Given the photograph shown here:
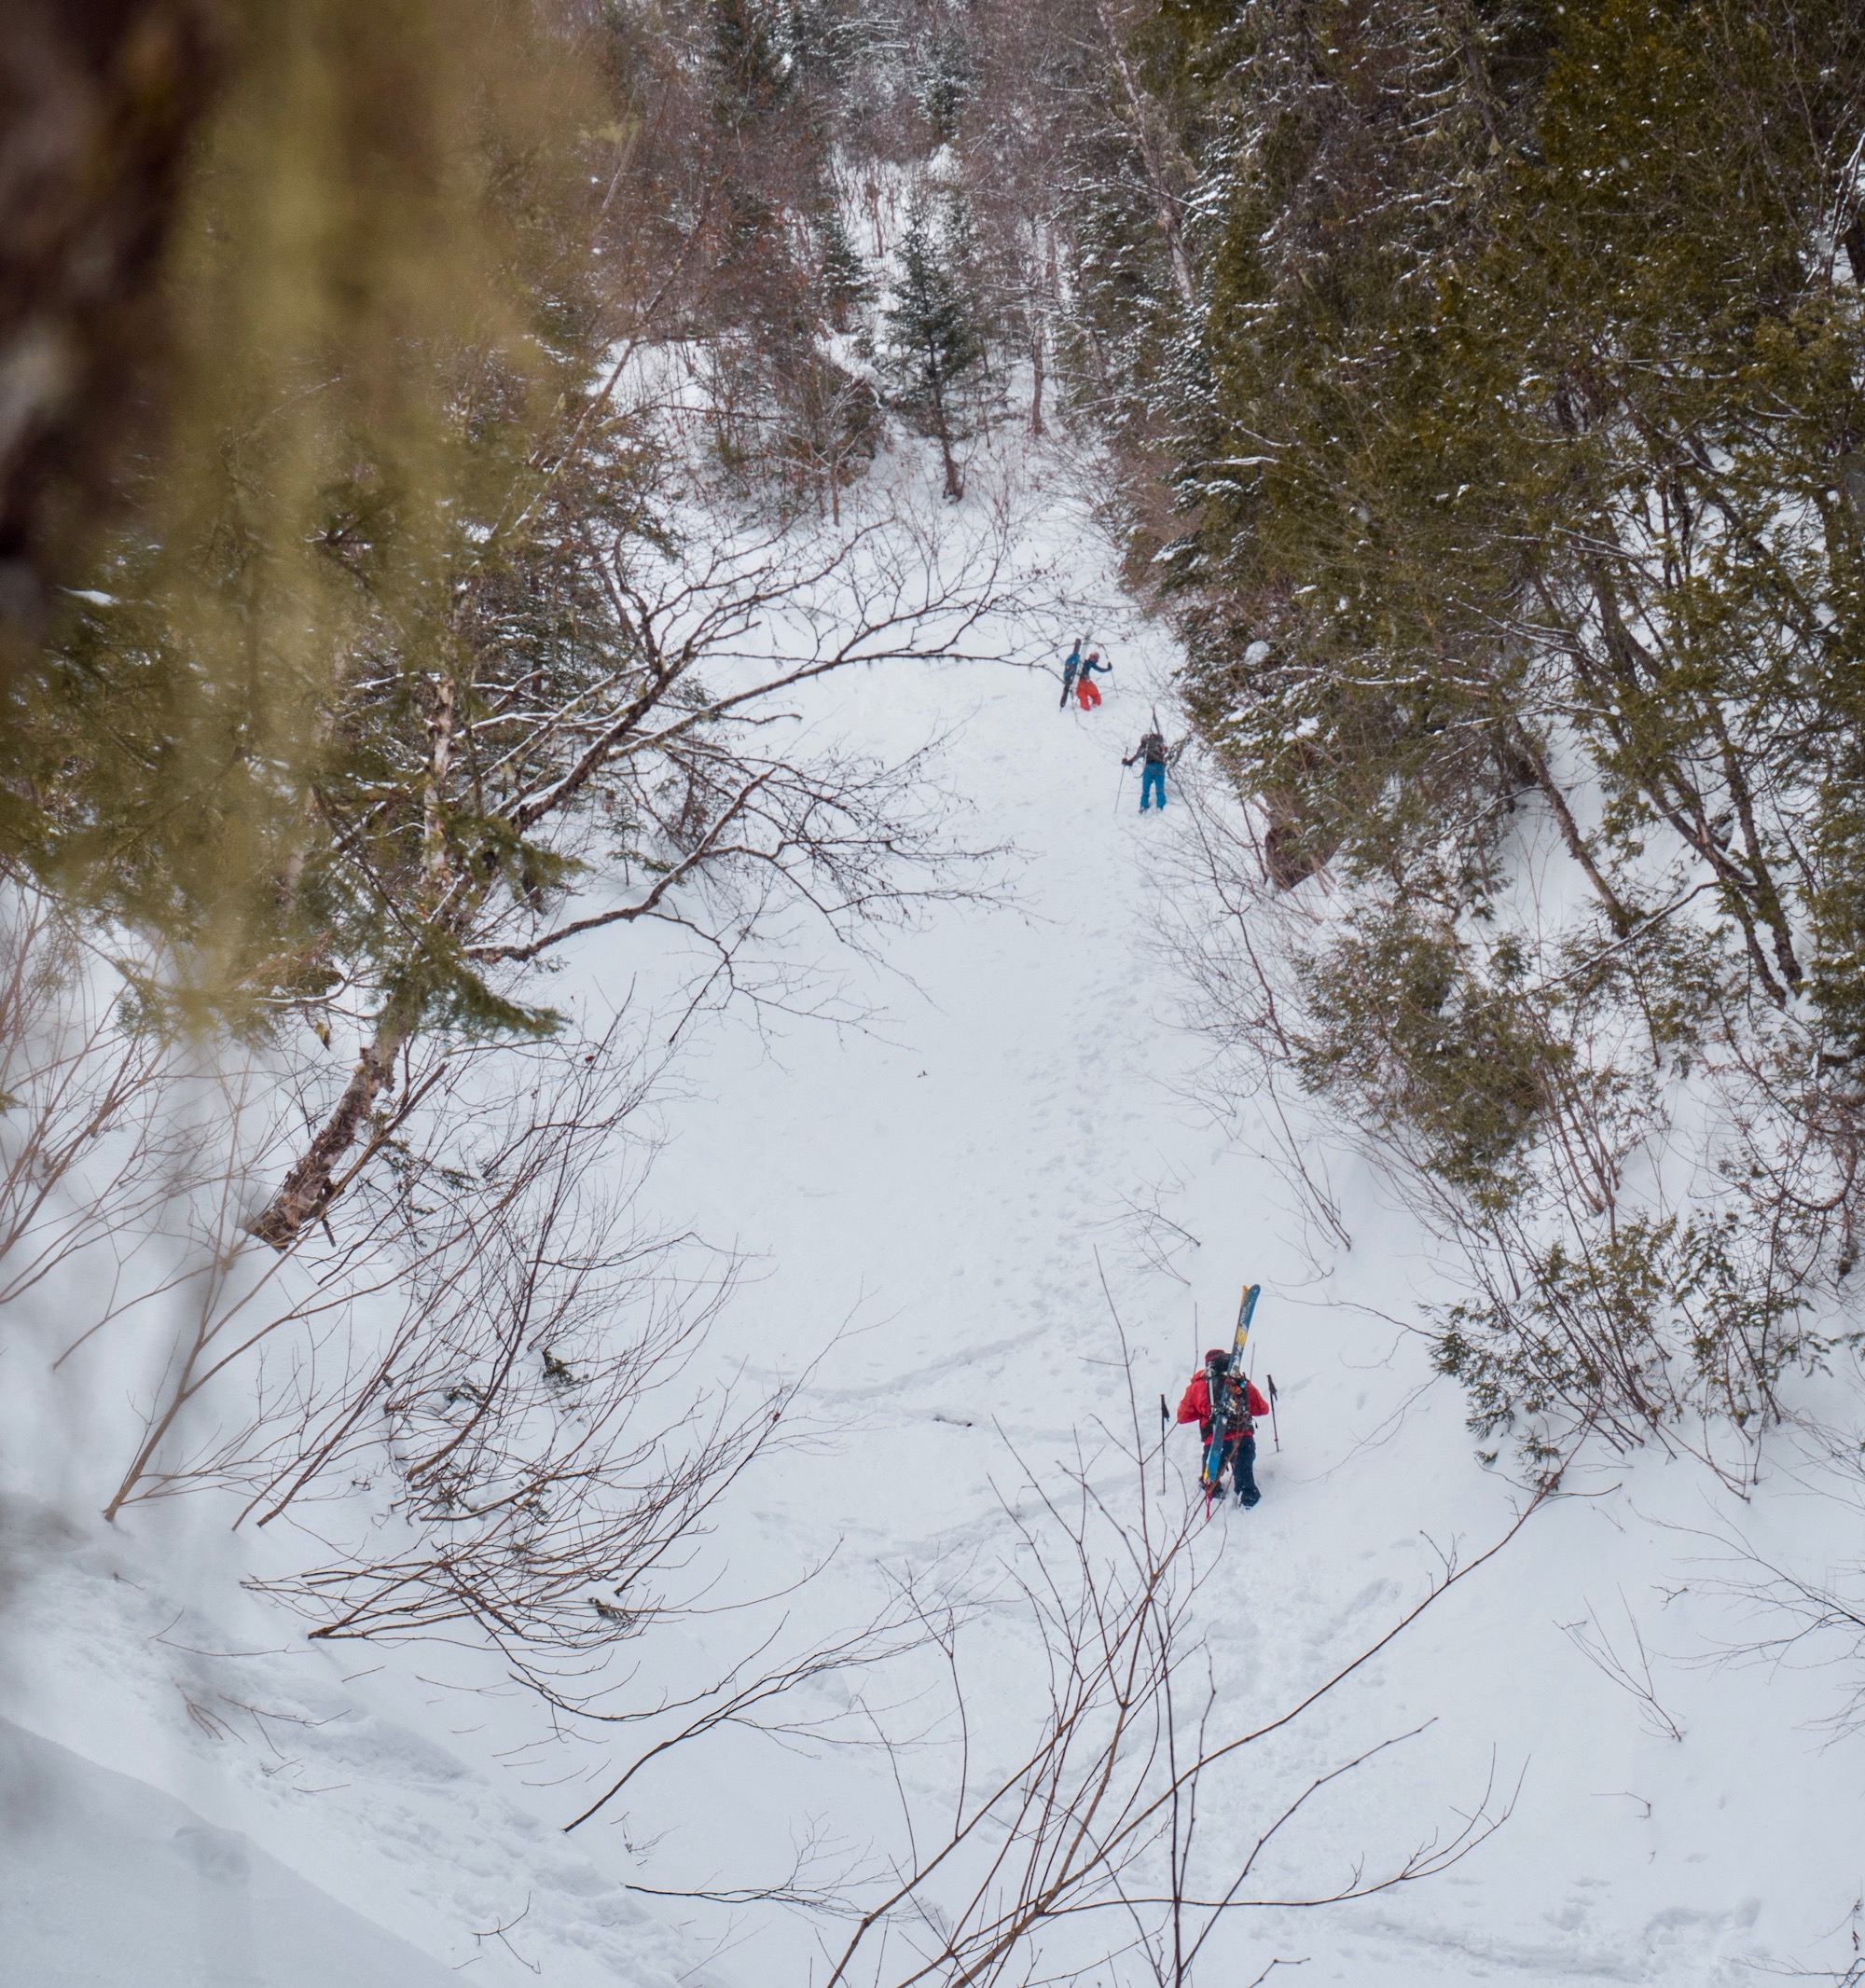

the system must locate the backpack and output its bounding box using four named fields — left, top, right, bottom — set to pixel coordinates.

left=1196, top=1369, right=1252, bottom=1440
